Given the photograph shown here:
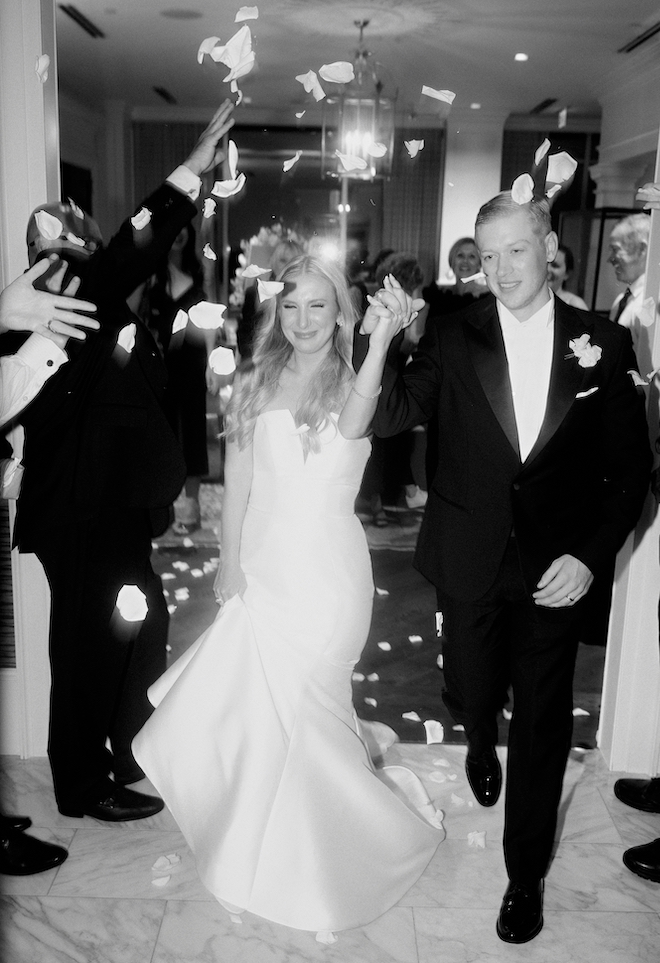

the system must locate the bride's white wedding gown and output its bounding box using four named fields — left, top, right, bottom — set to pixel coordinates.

left=133, top=409, right=444, bottom=934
